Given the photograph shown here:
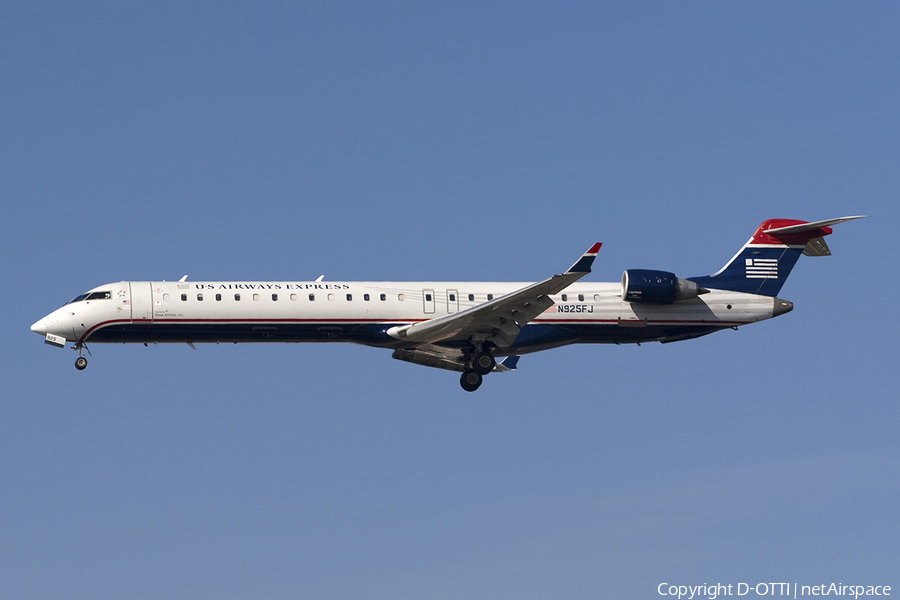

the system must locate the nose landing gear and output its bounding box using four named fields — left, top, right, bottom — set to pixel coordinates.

left=73, top=342, right=91, bottom=370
